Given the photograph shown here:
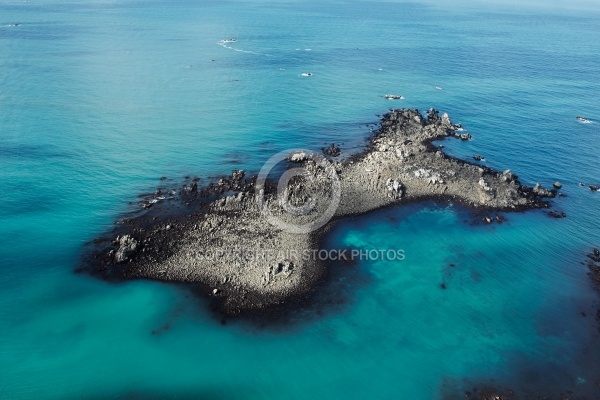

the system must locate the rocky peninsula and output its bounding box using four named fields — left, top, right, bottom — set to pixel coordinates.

left=84, top=108, right=556, bottom=317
